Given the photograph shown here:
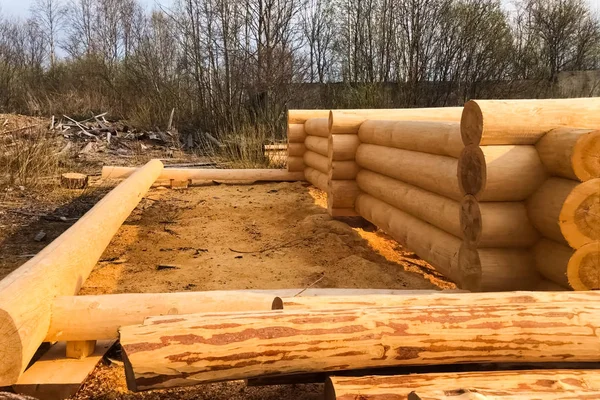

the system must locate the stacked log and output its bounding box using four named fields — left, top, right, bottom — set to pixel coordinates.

left=303, top=117, right=331, bottom=194
left=287, top=110, right=329, bottom=173
left=458, top=98, right=600, bottom=291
